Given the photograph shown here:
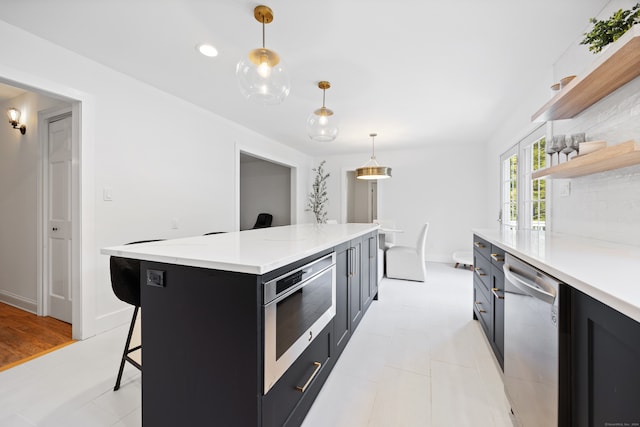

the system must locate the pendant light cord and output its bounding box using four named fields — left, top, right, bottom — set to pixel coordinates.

left=262, top=16, right=266, bottom=48
left=371, top=135, right=376, bottom=159
left=322, top=88, right=326, bottom=108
